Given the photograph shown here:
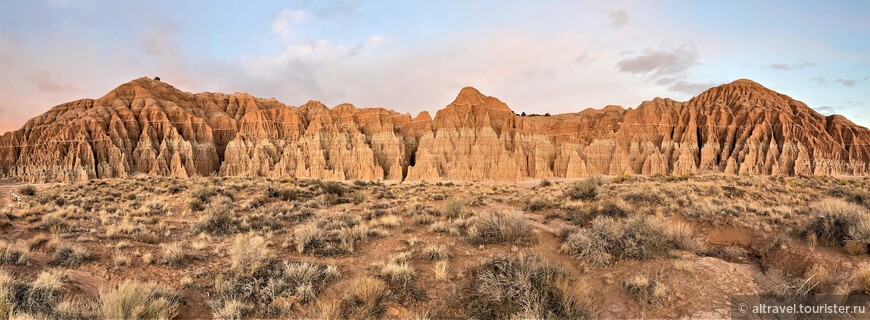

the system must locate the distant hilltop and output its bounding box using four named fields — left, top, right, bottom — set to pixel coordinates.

left=1, top=77, right=868, bottom=182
